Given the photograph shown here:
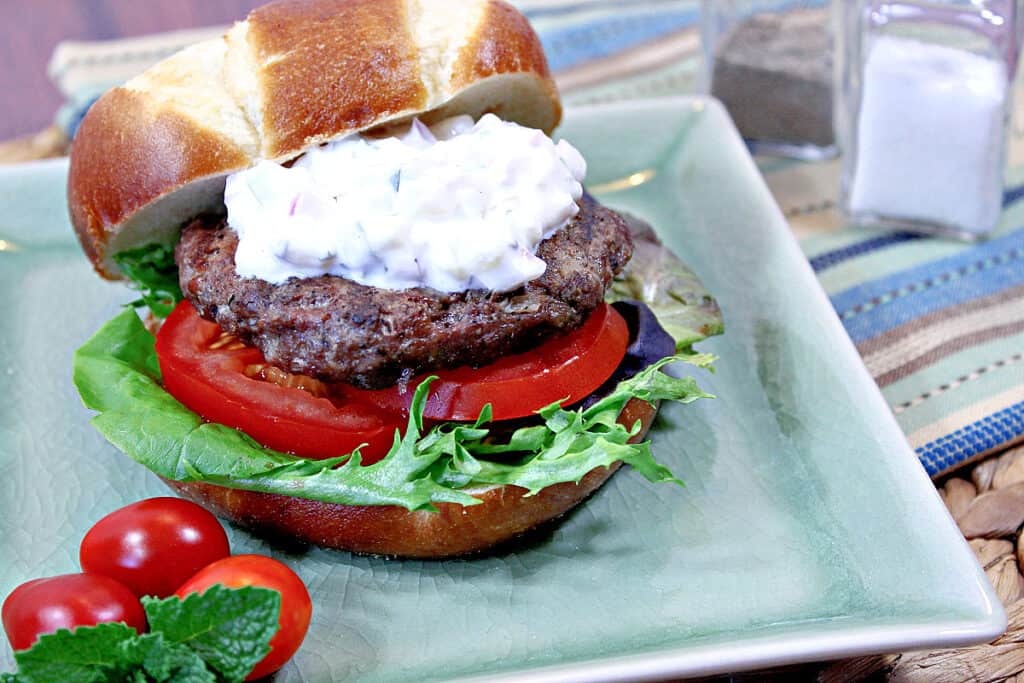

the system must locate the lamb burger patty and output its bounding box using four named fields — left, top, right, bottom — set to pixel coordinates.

left=176, top=194, right=633, bottom=389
